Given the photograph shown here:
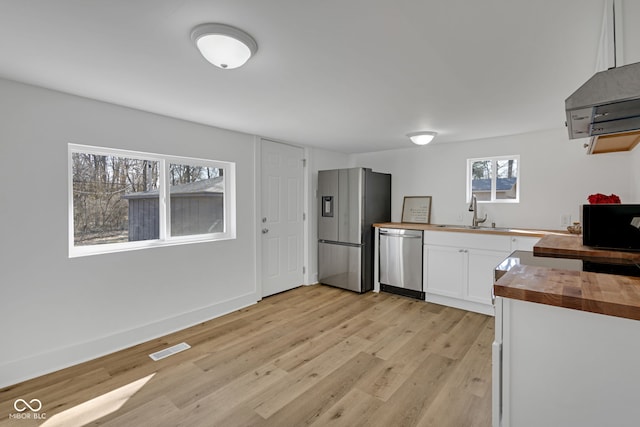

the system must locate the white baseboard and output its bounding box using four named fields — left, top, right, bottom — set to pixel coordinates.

left=0, top=292, right=258, bottom=388
left=425, top=293, right=495, bottom=316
